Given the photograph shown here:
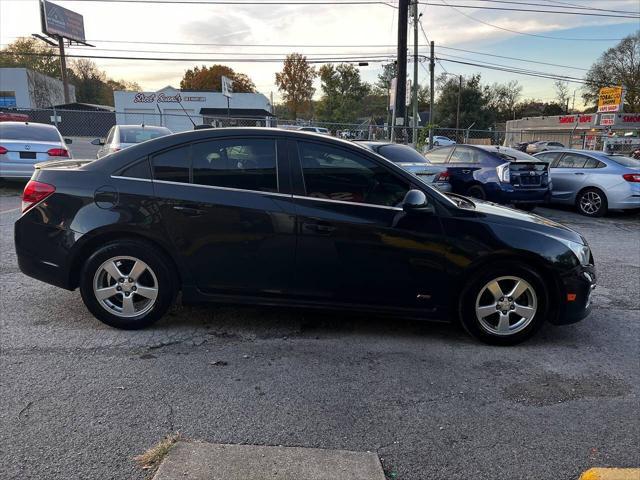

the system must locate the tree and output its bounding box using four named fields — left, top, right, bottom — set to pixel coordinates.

left=69, top=59, right=140, bottom=106
left=180, top=65, right=256, bottom=92
left=275, top=53, right=317, bottom=119
left=514, top=99, right=564, bottom=118
left=0, top=37, right=60, bottom=78
left=375, top=62, right=397, bottom=91
left=583, top=31, right=640, bottom=112
left=487, top=80, right=522, bottom=121
left=436, top=74, right=493, bottom=129
left=554, top=80, right=570, bottom=113
left=316, top=63, right=370, bottom=123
